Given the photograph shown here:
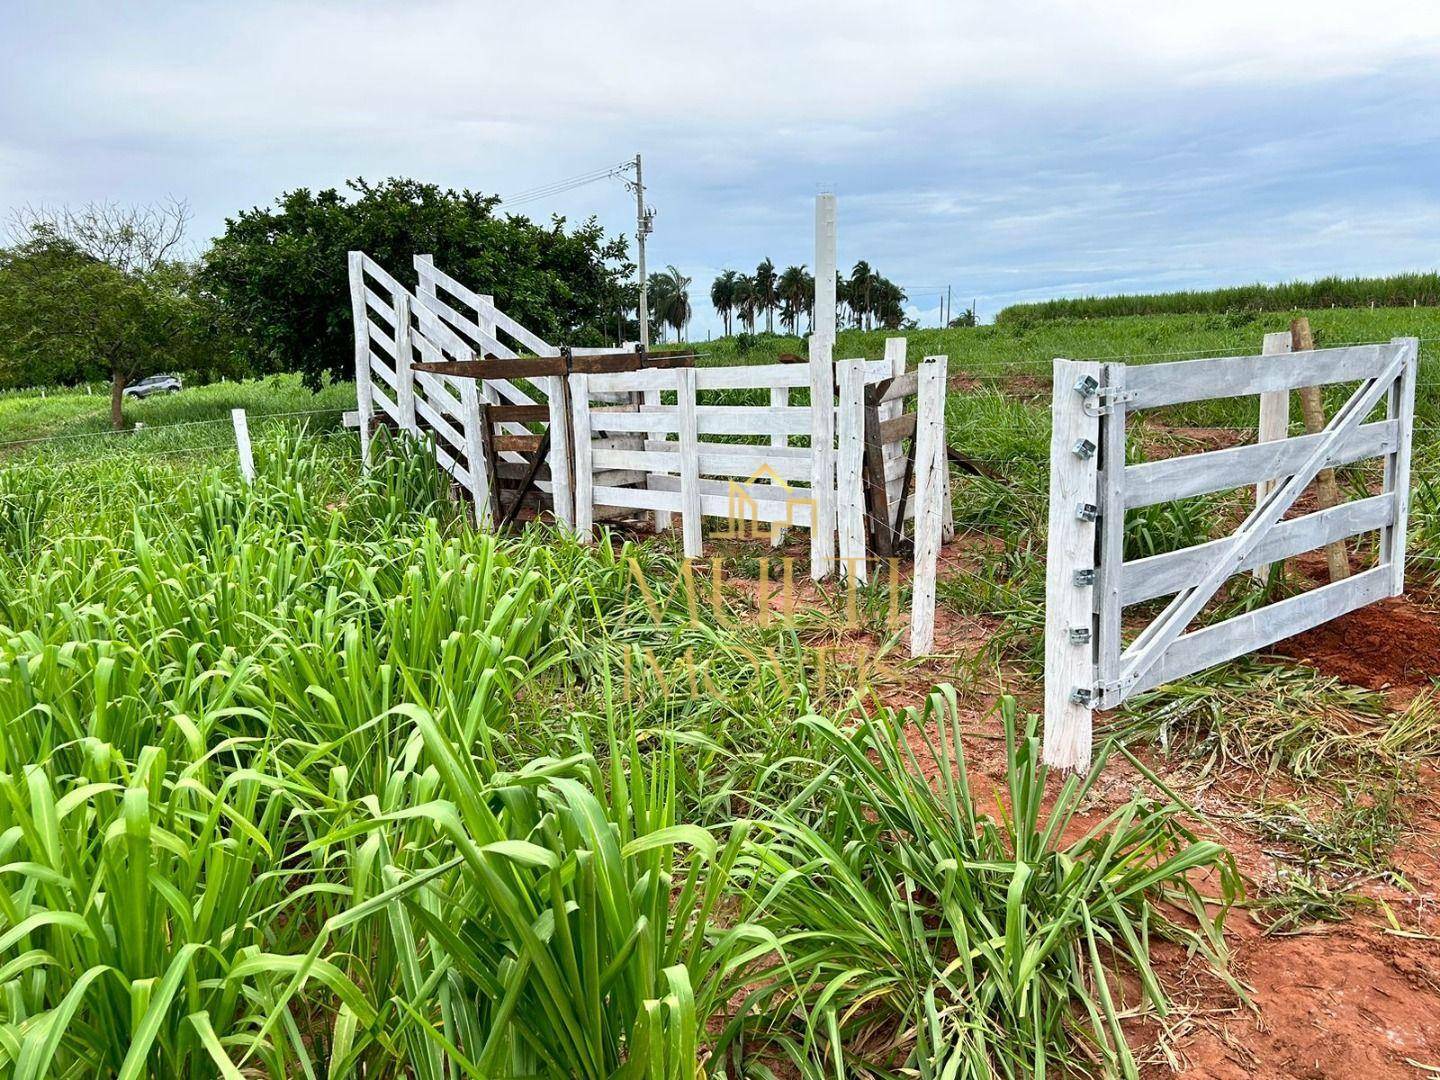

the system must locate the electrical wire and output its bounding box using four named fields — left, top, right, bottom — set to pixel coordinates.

left=498, top=161, right=635, bottom=209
